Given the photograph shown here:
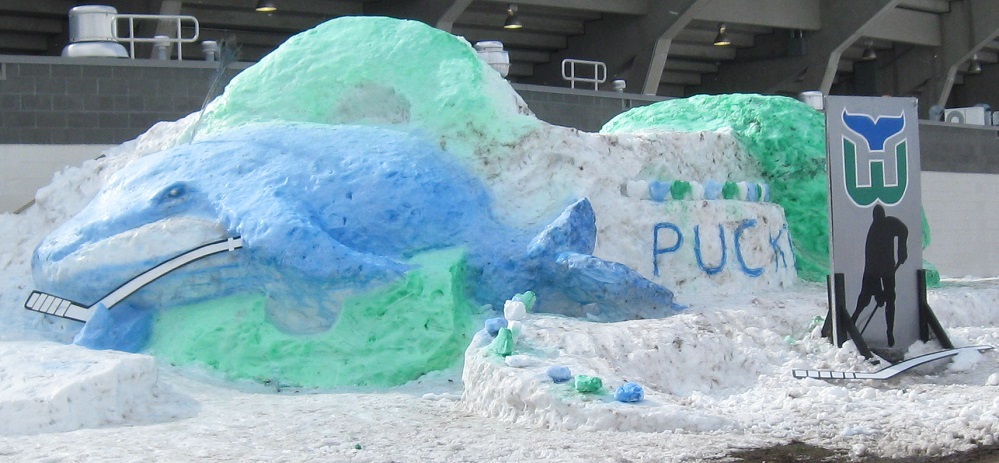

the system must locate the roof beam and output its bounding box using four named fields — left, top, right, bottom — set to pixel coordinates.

left=697, top=0, right=901, bottom=95
left=0, top=0, right=72, bottom=17
left=0, top=14, right=63, bottom=33
left=663, top=59, right=719, bottom=73
left=897, top=0, right=951, bottom=14
left=526, top=0, right=704, bottom=89
left=477, top=0, right=649, bottom=15
left=180, top=0, right=362, bottom=16
left=636, top=0, right=713, bottom=94
left=0, top=31, right=50, bottom=51
left=866, top=7, right=941, bottom=46
left=453, top=10, right=585, bottom=35
left=365, top=0, right=474, bottom=32
left=694, top=0, right=821, bottom=30
left=935, top=0, right=999, bottom=107
left=181, top=5, right=328, bottom=33
left=451, top=26, right=567, bottom=49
